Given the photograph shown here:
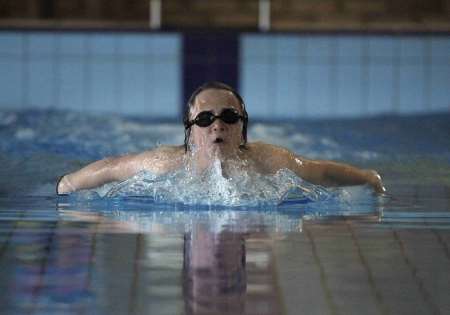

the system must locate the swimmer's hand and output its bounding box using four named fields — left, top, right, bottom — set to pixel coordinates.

left=365, top=170, right=386, bottom=194
left=56, top=174, right=74, bottom=195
